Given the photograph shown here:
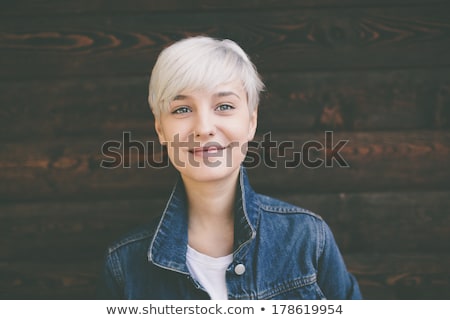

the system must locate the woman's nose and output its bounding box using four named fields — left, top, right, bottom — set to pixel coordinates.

left=193, top=110, right=216, bottom=138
